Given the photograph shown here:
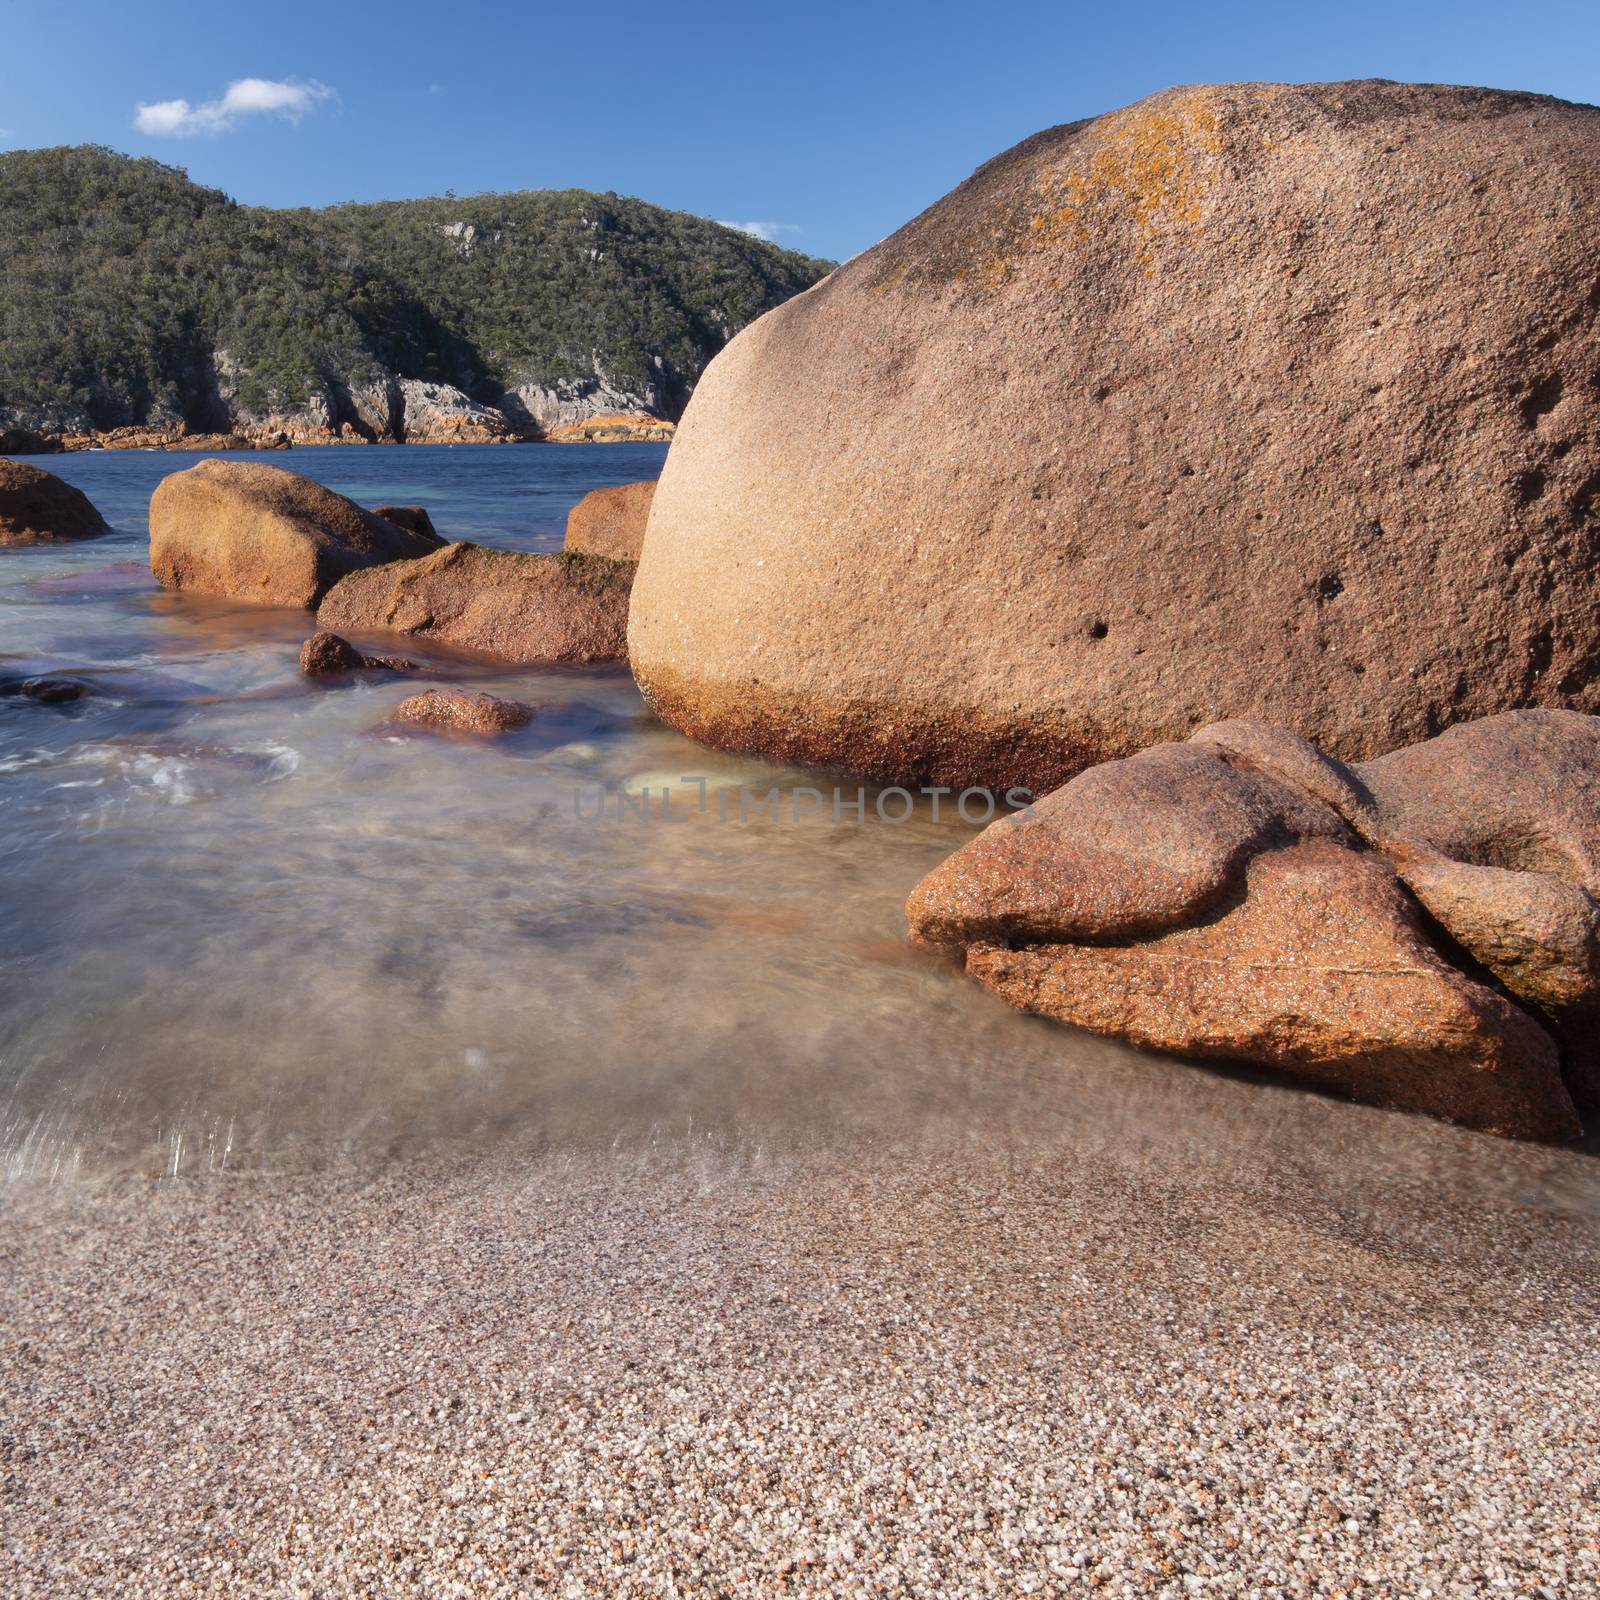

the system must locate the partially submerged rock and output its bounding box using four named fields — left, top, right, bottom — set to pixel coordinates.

left=149, top=460, right=446, bottom=608
left=0, top=675, right=87, bottom=703
left=299, top=632, right=417, bottom=677
left=564, top=480, right=655, bottom=561
left=908, top=711, right=1600, bottom=1139
left=0, top=460, right=111, bottom=546
left=631, top=82, right=1600, bottom=790
left=392, top=689, right=533, bottom=735
left=318, top=543, right=632, bottom=664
